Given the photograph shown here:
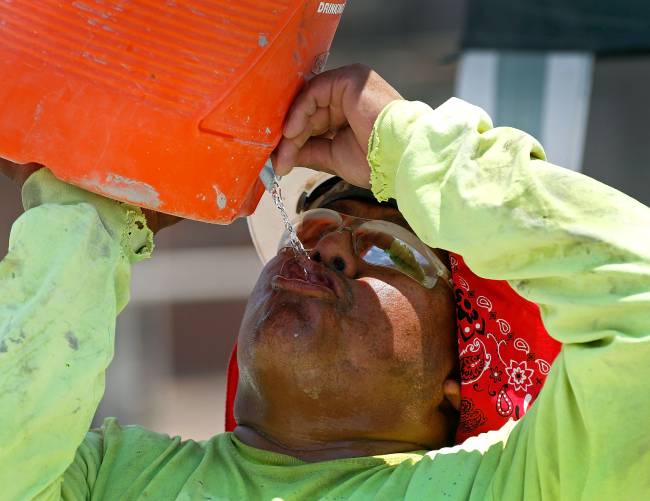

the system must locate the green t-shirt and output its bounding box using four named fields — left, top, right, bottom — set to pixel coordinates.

left=1, top=98, right=649, bottom=500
